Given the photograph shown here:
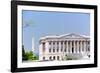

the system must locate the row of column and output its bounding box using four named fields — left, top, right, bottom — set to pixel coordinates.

left=49, top=40, right=89, bottom=54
